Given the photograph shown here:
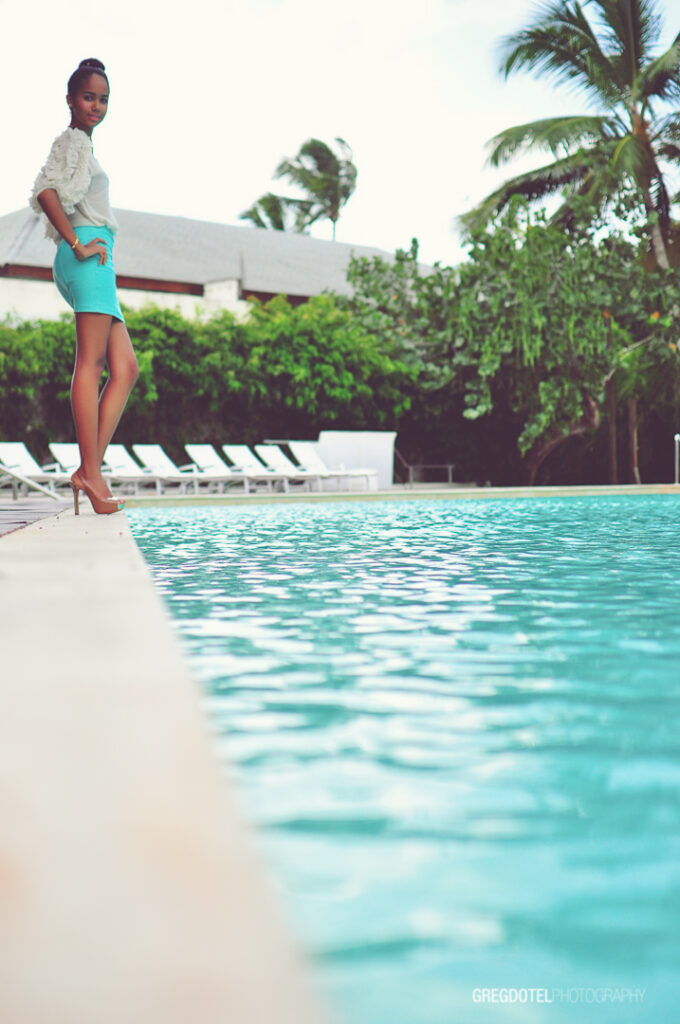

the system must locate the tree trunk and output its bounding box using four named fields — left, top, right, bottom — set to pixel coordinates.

left=606, top=374, right=617, bottom=484
left=632, top=106, right=671, bottom=270
left=523, top=392, right=600, bottom=485
left=628, top=397, right=641, bottom=484
left=642, top=188, right=671, bottom=270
